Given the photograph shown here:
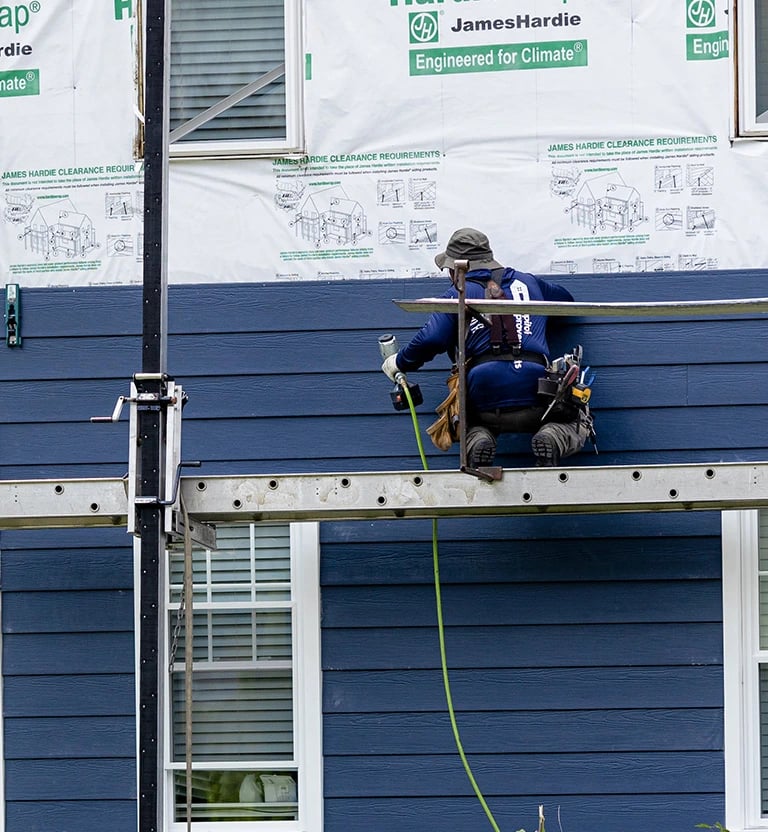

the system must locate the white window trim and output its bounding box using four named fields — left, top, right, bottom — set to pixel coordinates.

left=0, top=589, right=5, bottom=832
left=168, top=0, right=305, bottom=160
left=151, top=521, right=322, bottom=832
left=723, top=509, right=767, bottom=831
left=289, top=522, right=323, bottom=832
left=735, top=0, right=768, bottom=138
